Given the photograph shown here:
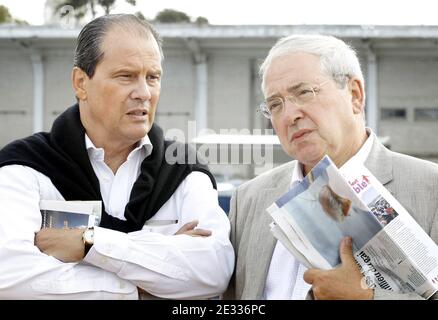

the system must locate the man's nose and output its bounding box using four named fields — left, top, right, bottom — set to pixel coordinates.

left=281, top=98, right=303, bottom=125
left=131, top=78, right=152, bottom=101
